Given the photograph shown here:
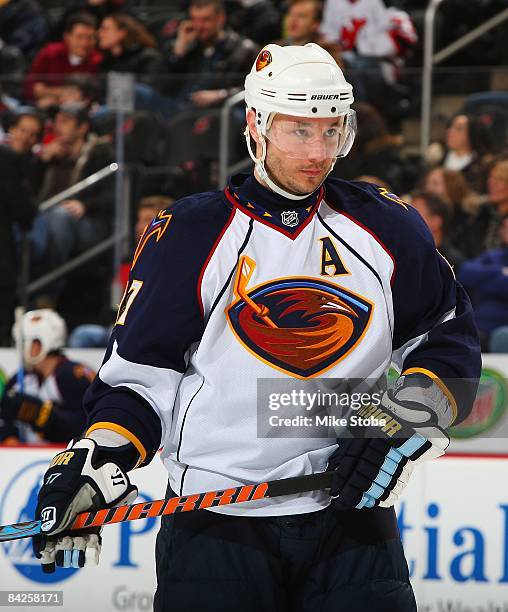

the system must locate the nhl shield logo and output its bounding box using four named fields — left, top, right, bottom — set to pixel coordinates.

left=281, top=211, right=299, bottom=227
left=226, top=256, right=373, bottom=378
